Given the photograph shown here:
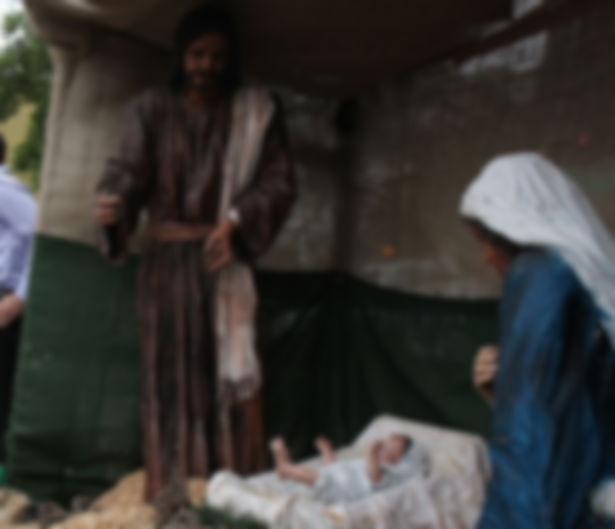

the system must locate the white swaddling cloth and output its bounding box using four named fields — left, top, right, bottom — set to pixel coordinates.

left=313, top=441, right=430, bottom=505
left=207, top=416, right=490, bottom=529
